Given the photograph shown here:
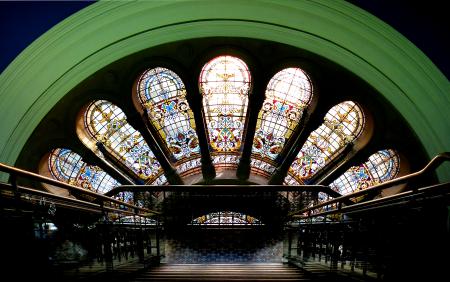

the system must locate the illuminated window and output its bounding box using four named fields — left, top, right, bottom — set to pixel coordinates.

left=252, top=68, right=312, bottom=161
left=177, top=157, right=202, bottom=177
left=250, top=158, right=277, bottom=179
left=48, top=148, right=120, bottom=193
left=199, top=55, right=251, bottom=168
left=191, top=211, right=262, bottom=225
left=137, top=67, right=200, bottom=164
left=289, top=101, right=364, bottom=183
left=330, top=149, right=400, bottom=195
left=114, top=215, right=156, bottom=225
left=84, top=100, right=162, bottom=181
